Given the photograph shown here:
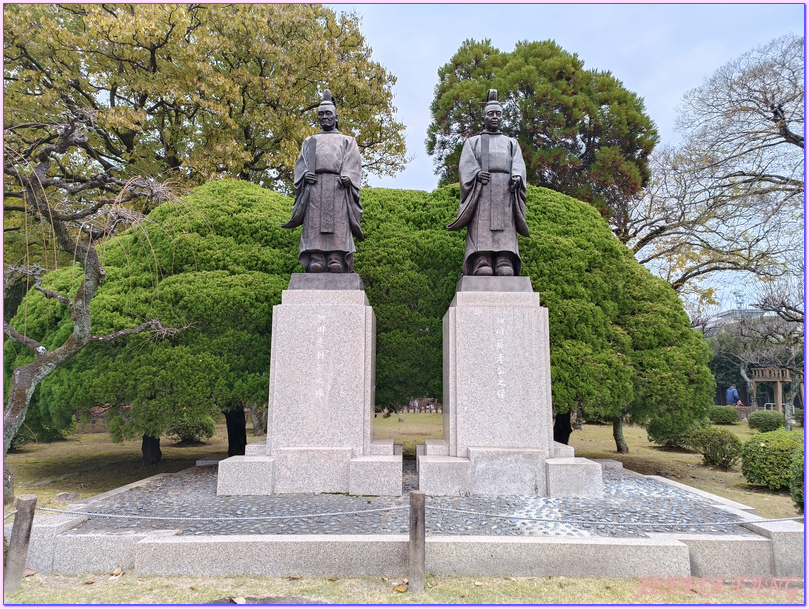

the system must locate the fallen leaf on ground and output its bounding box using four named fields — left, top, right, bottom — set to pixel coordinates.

left=22, top=570, right=36, bottom=578
left=403, top=578, right=409, bottom=584
left=381, top=577, right=389, bottom=582
left=83, top=580, right=95, bottom=585
left=190, top=586, right=197, bottom=591
left=474, top=581, right=483, bottom=586
left=288, top=575, right=301, bottom=580
left=394, top=584, right=408, bottom=593
left=328, top=578, right=337, bottom=582
left=229, top=597, right=246, bottom=604
left=110, top=566, right=123, bottom=576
